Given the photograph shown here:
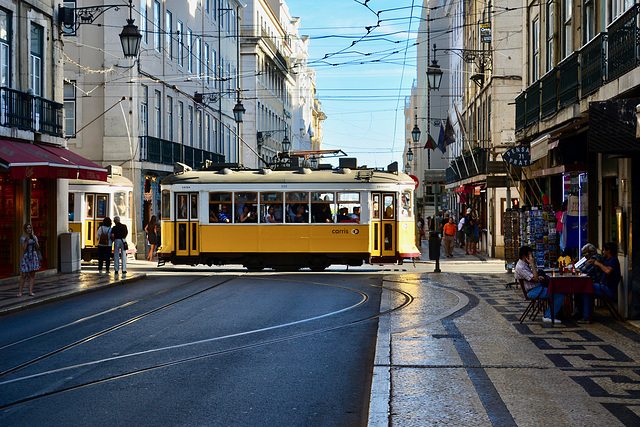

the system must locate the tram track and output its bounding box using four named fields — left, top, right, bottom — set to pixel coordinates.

left=0, top=275, right=414, bottom=411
